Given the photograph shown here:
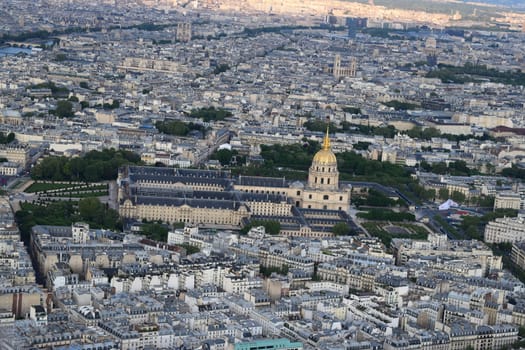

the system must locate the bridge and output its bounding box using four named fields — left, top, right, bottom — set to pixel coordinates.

left=4, top=42, right=35, bottom=48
